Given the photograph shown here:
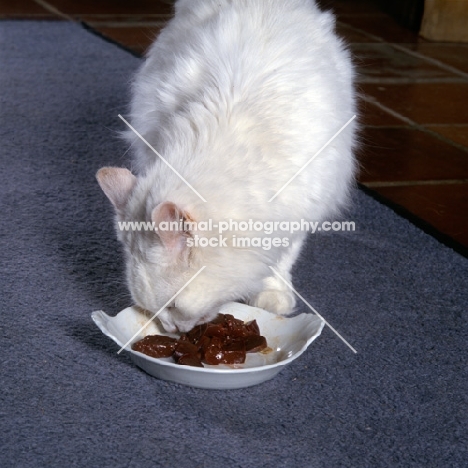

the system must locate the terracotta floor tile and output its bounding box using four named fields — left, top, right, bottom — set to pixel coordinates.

left=357, top=127, right=468, bottom=183
left=351, top=43, right=457, bottom=82
left=372, top=183, right=468, bottom=248
left=44, top=0, right=174, bottom=16
left=92, top=25, right=163, bottom=56
left=405, top=43, right=468, bottom=75
left=80, top=14, right=172, bottom=23
left=317, top=0, right=382, bottom=15
left=425, top=125, right=468, bottom=150
left=336, top=22, right=379, bottom=44
left=358, top=98, right=407, bottom=126
left=361, top=83, right=468, bottom=125
left=339, top=14, right=422, bottom=43
left=0, top=0, right=56, bottom=18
